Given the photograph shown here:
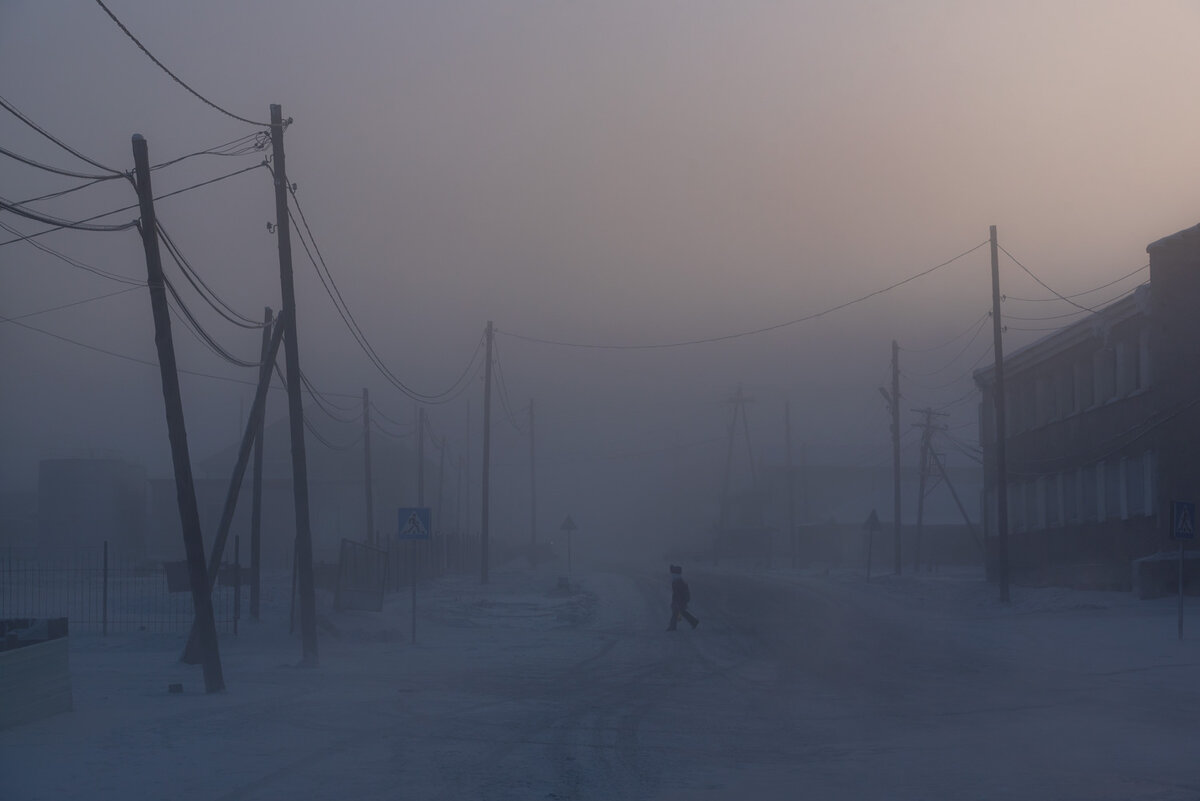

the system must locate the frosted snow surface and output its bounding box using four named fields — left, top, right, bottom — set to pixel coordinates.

left=3, top=563, right=1200, bottom=800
